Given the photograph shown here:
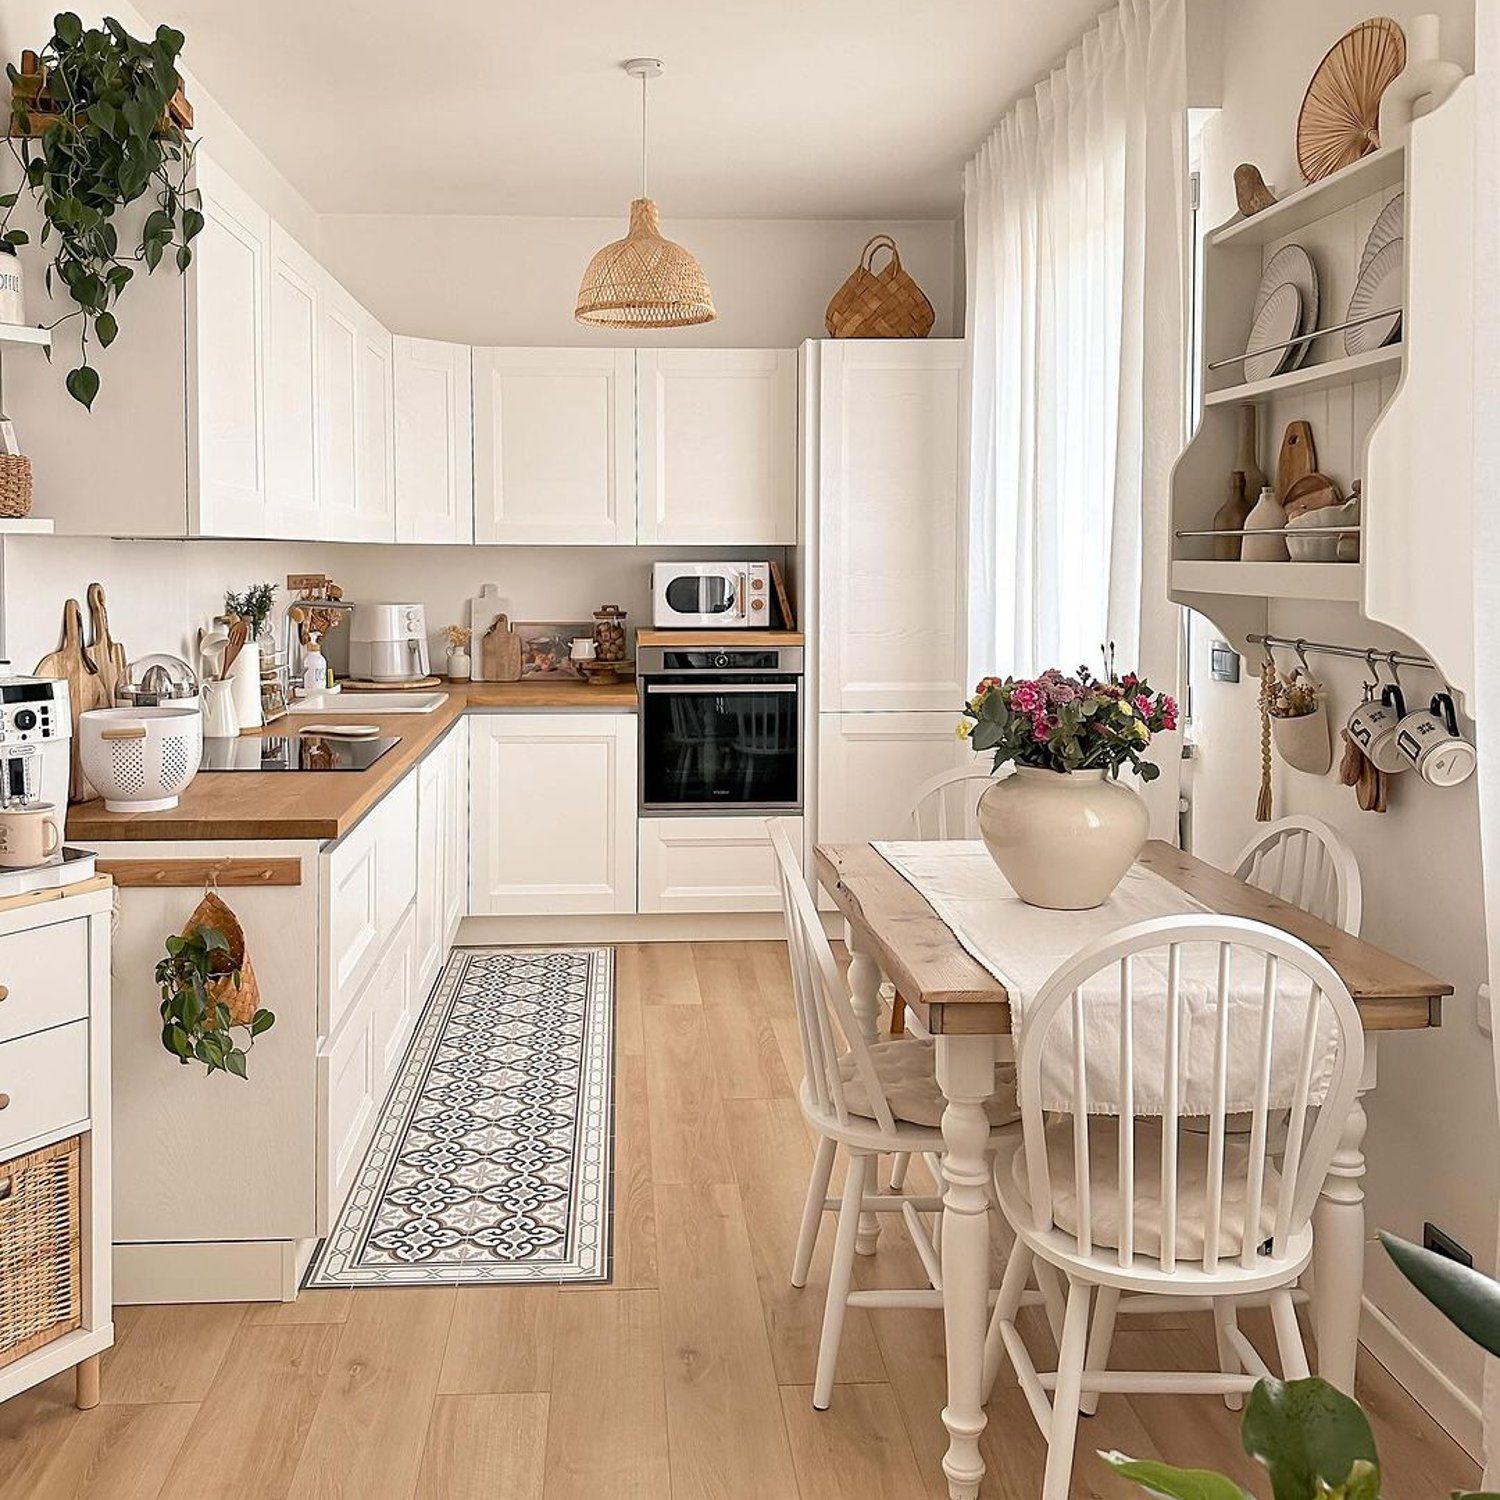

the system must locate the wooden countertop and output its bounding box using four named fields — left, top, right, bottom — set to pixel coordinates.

left=67, top=680, right=637, bottom=845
